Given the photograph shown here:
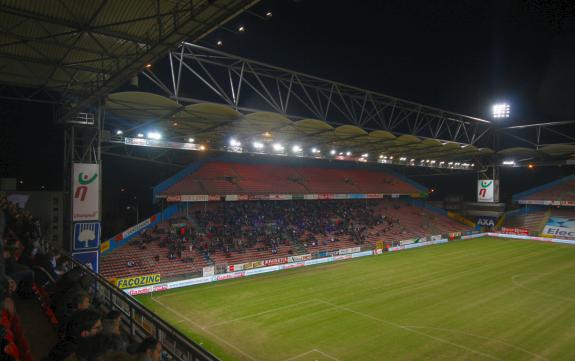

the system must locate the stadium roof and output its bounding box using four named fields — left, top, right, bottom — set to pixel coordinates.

left=105, top=91, right=496, bottom=163
left=0, top=0, right=260, bottom=115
